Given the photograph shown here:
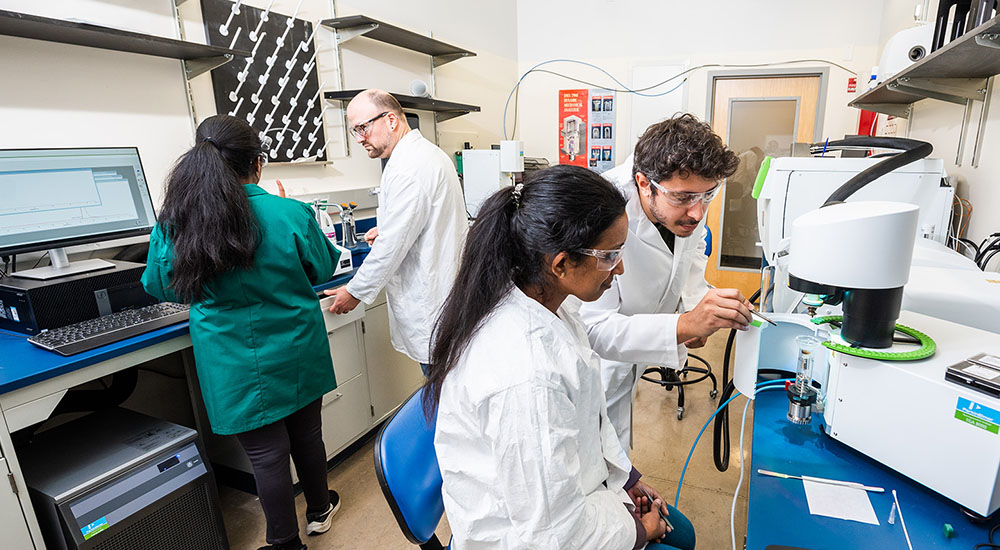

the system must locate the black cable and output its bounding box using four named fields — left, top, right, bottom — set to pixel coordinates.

left=981, top=248, right=1000, bottom=271
left=31, top=251, right=49, bottom=269
left=818, top=137, right=933, bottom=206
left=959, top=238, right=981, bottom=257
left=712, top=288, right=762, bottom=472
